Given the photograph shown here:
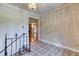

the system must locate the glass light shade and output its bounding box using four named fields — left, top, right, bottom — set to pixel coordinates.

left=28, top=3, right=37, bottom=10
